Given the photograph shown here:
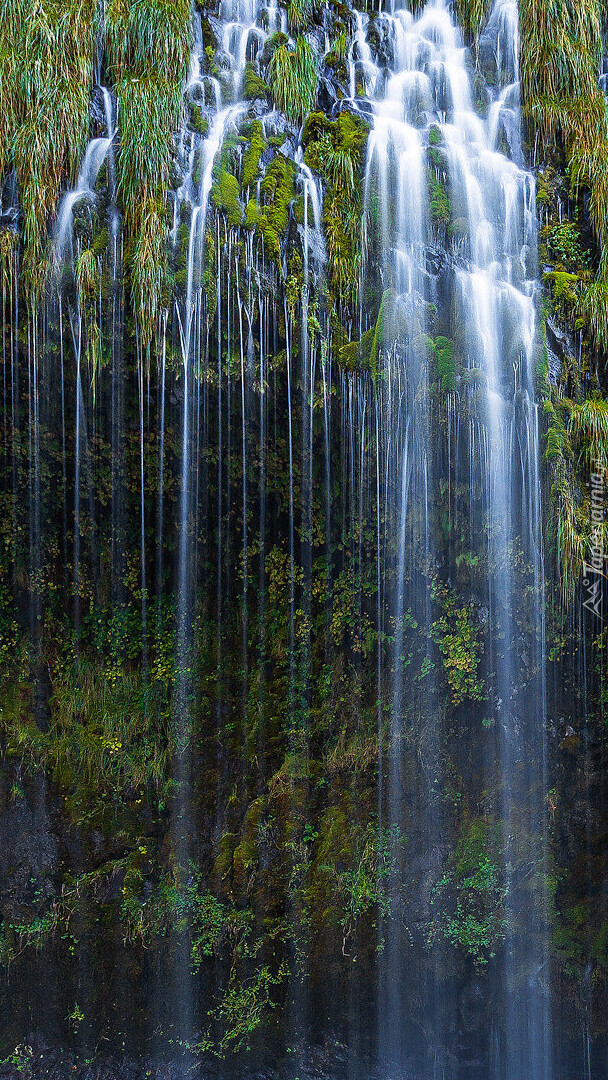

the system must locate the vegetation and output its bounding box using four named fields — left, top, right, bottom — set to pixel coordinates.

left=268, top=37, right=318, bottom=124
left=0, top=0, right=607, bottom=1070
left=303, top=110, right=369, bottom=308
left=429, top=820, right=506, bottom=965
left=0, top=0, right=97, bottom=287
left=106, top=0, right=191, bottom=342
